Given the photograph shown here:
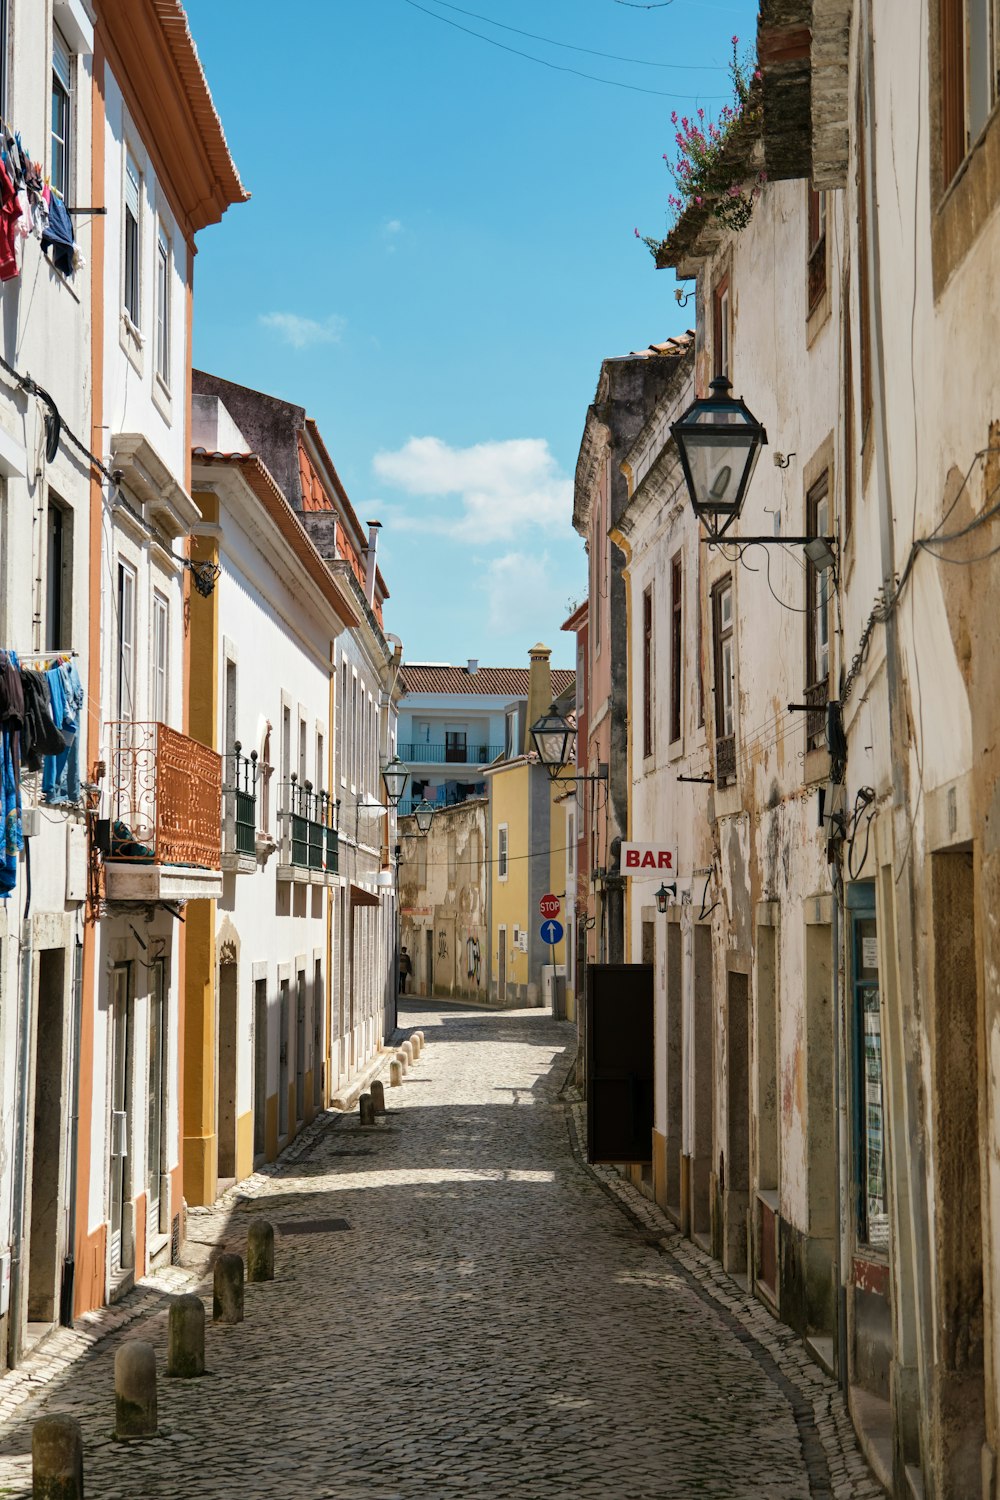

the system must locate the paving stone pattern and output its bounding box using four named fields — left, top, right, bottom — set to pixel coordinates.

left=0, top=1002, right=884, bottom=1499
